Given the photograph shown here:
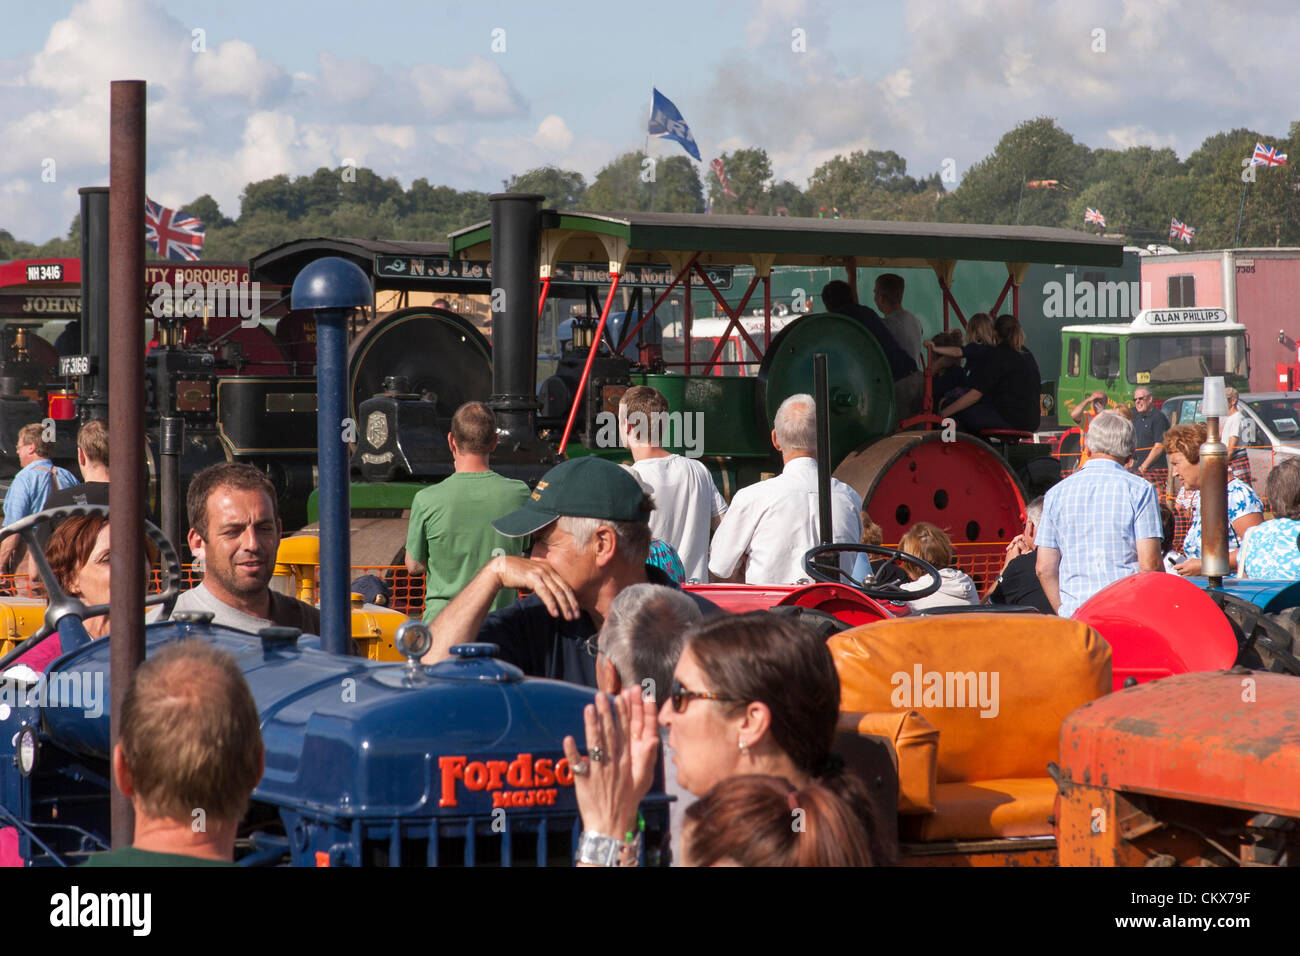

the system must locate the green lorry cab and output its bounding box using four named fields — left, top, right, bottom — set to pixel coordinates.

left=1057, top=308, right=1249, bottom=425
